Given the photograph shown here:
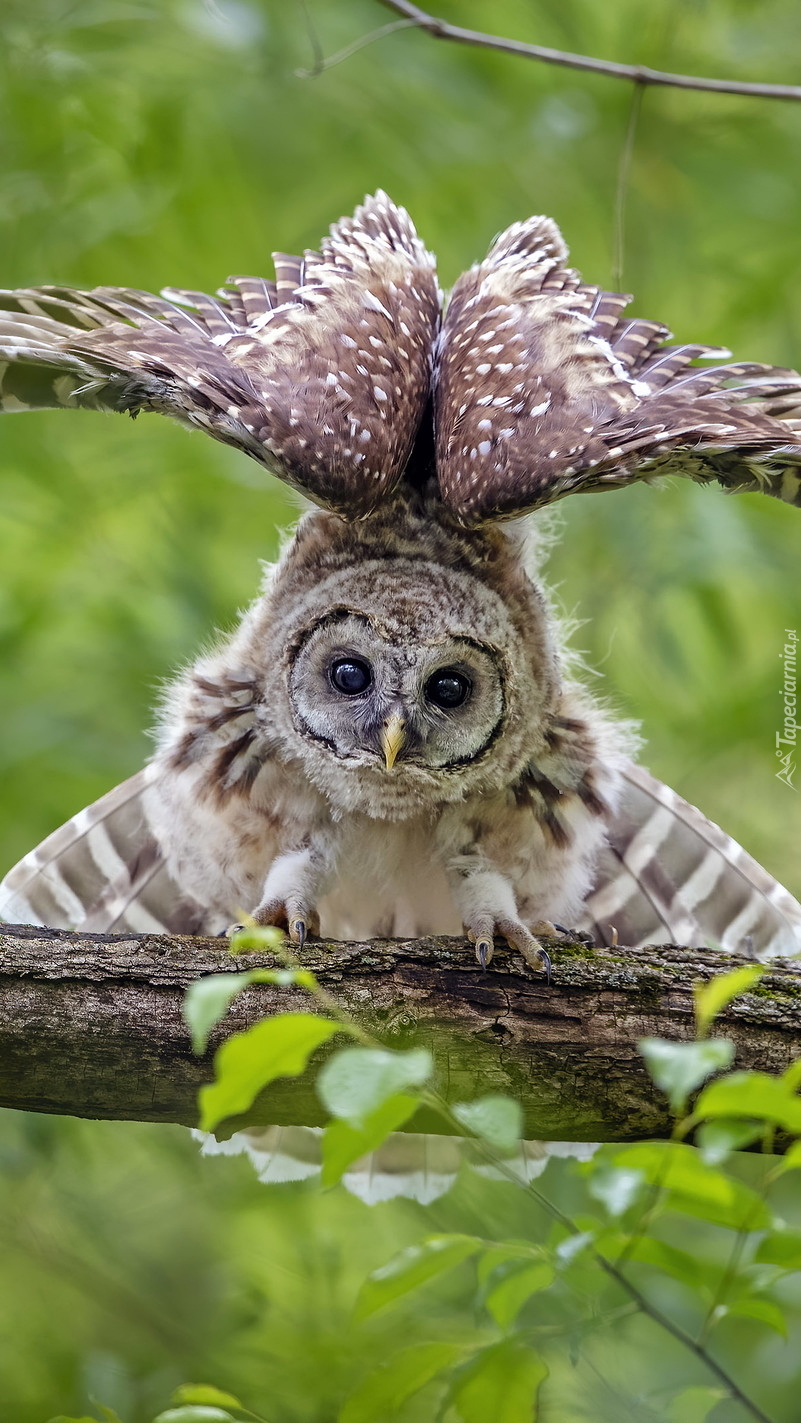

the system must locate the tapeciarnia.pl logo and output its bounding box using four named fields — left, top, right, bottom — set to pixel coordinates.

left=776, top=628, right=798, bottom=790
